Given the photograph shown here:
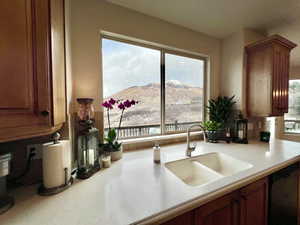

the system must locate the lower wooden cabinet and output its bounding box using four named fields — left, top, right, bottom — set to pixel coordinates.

left=239, top=178, right=268, bottom=225
left=160, top=178, right=268, bottom=225
left=195, top=192, right=239, bottom=225
left=161, top=211, right=194, bottom=225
